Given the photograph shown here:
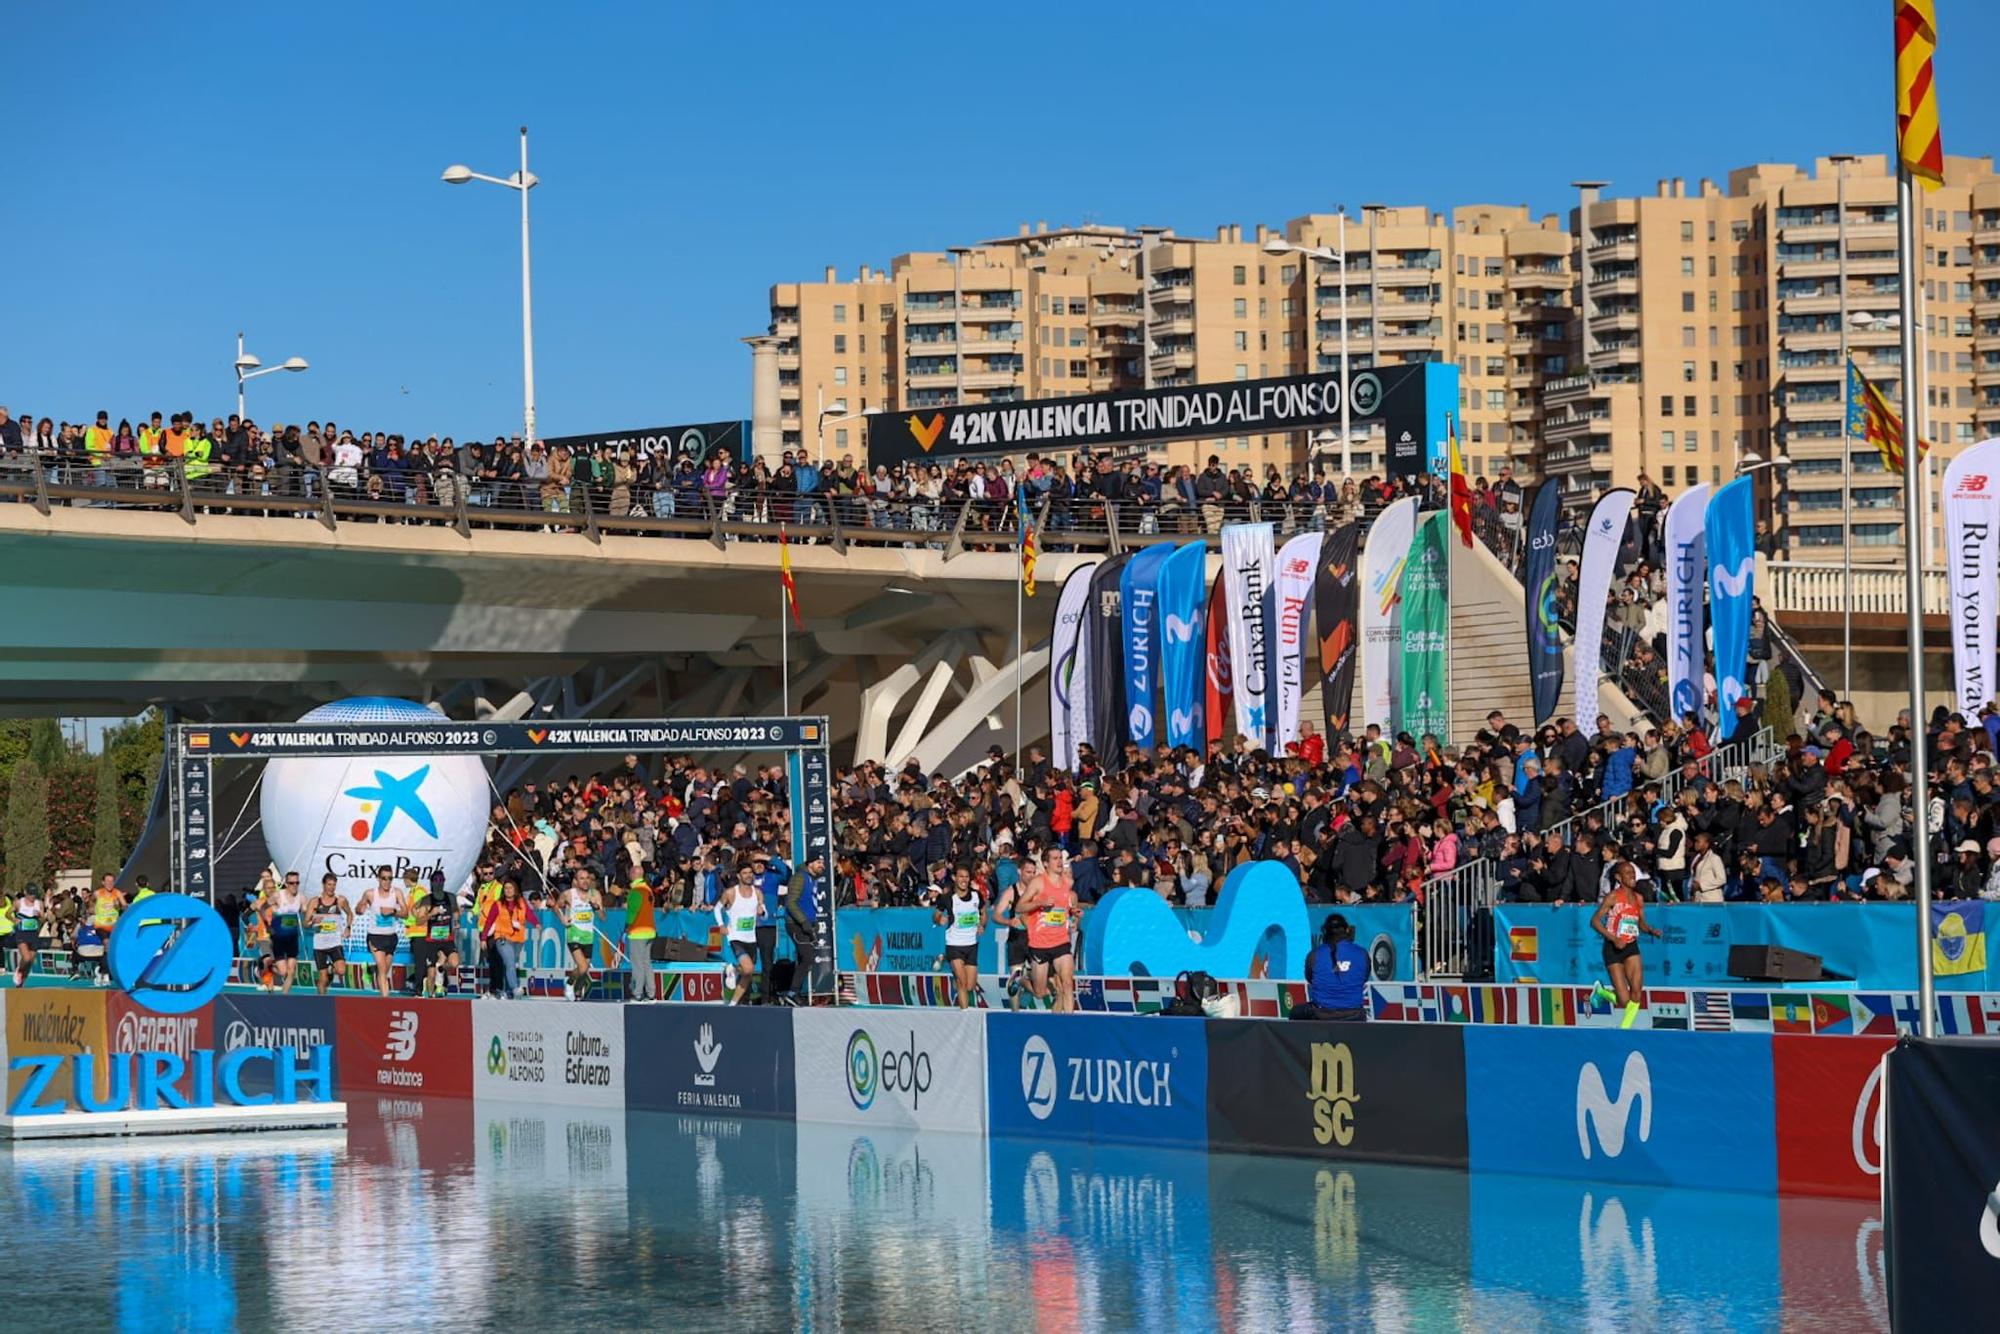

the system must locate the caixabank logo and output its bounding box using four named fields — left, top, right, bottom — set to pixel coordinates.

left=989, top=1014, right=1207, bottom=1148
